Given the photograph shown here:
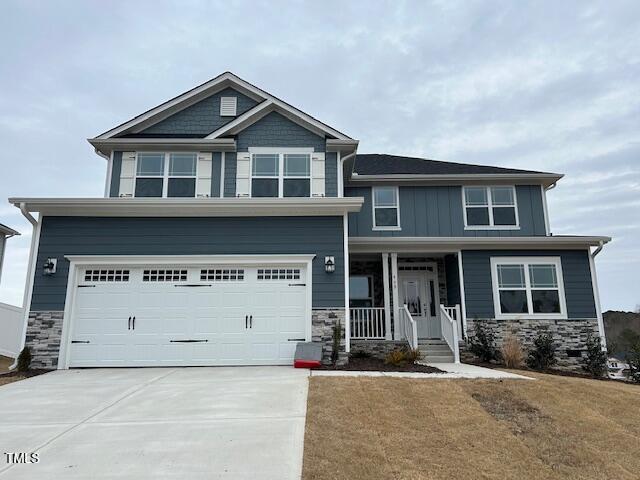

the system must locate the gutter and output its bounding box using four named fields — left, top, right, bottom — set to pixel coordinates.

left=19, top=203, right=37, bottom=226
left=591, top=240, right=605, bottom=258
